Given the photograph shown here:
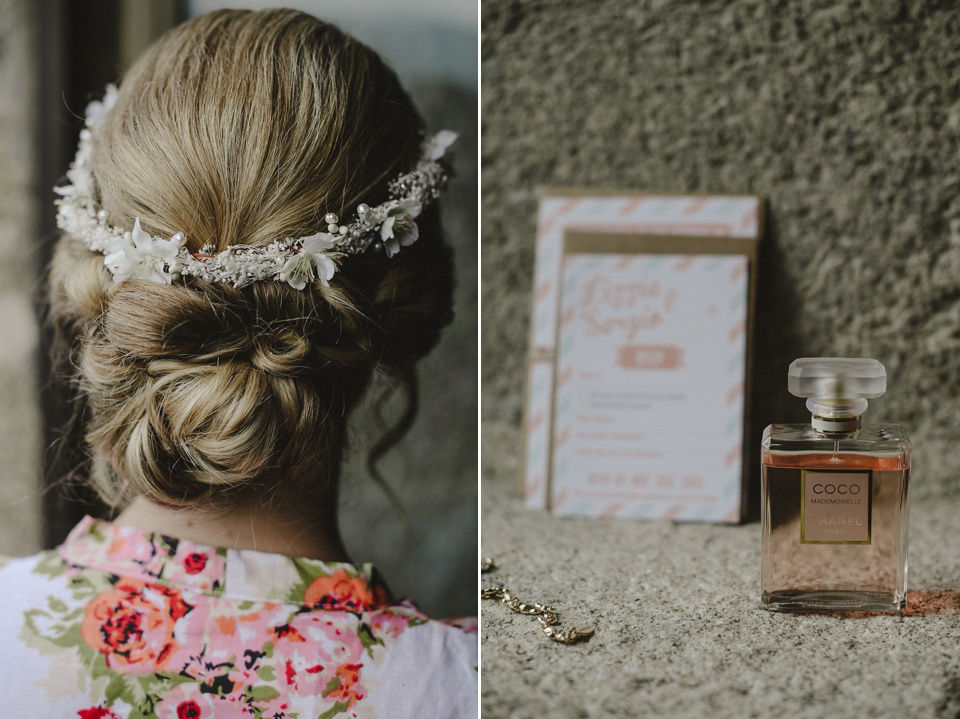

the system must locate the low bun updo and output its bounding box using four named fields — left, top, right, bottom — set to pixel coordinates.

left=48, top=9, right=455, bottom=508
